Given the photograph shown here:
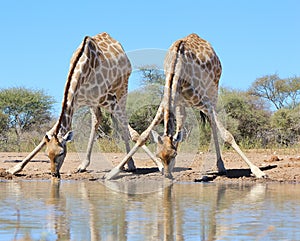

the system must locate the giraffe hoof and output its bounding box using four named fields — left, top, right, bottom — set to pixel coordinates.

left=164, top=175, right=174, bottom=180
left=76, top=163, right=88, bottom=173
left=250, top=166, right=267, bottom=178
left=6, top=164, right=23, bottom=175
left=51, top=172, right=61, bottom=178
left=126, top=159, right=136, bottom=172
left=105, top=167, right=121, bottom=180
left=76, top=167, right=87, bottom=173
left=124, top=167, right=136, bottom=173
left=195, top=175, right=216, bottom=182
left=163, top=170, right=174, bottom=180
left=254, top=172, right=268, bottom=179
